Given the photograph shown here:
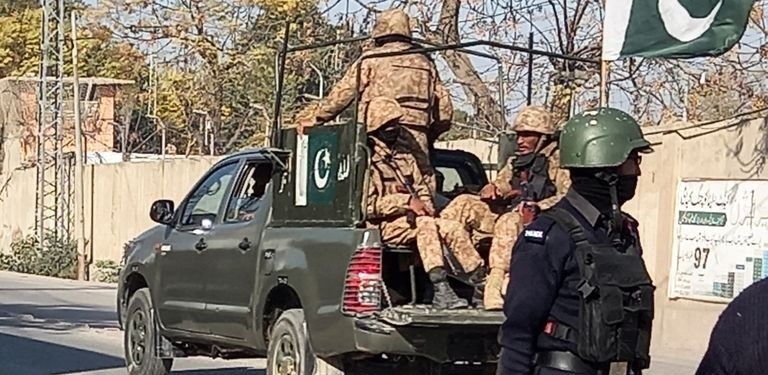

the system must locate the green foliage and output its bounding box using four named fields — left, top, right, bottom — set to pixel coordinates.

left=93, top=259, right=121, bottom=283
left=0, top=0, right=38, bottom=17
left=0, top=234, right=78, bottom=279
